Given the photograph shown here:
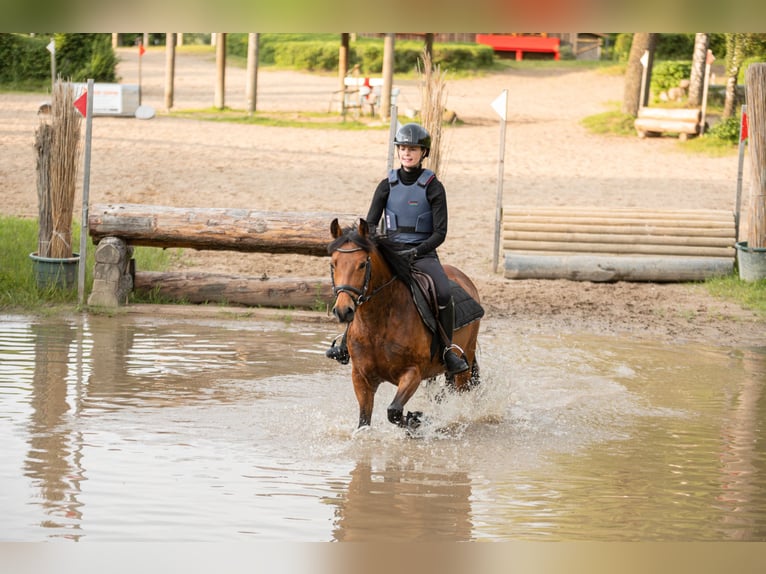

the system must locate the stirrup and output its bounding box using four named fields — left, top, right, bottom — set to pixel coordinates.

left=325, top=336, right=349, bottom=364
left=443, top=344, right=469, bottom=375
